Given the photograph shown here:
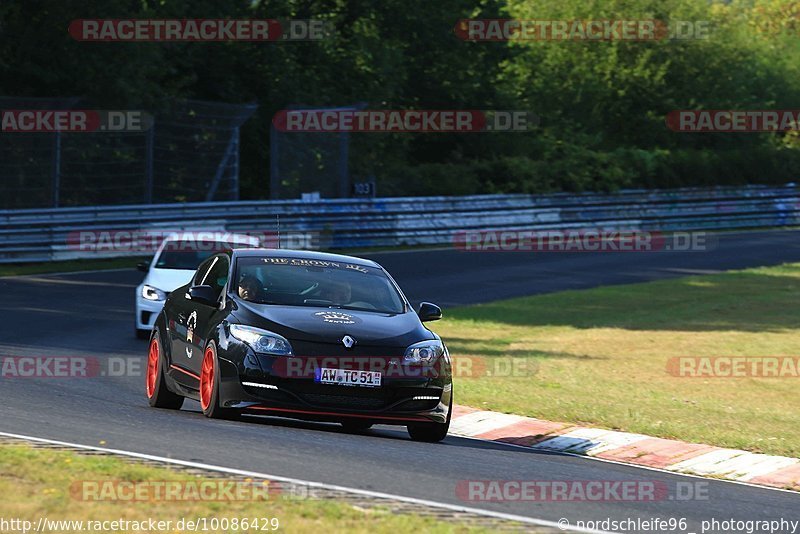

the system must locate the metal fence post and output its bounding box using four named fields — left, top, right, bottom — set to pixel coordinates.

left=144, top=124, right=154, bottom=204
left=51, top=130, right=61, bottom=208
left=338, top=131, right=350, bottom=198
left=206, top=128, right=239, bottom=202
left=232, top=127, right=240, bottom=201
left=270, top=122, right=279, bottom=199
